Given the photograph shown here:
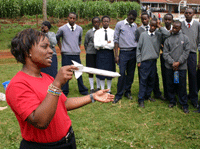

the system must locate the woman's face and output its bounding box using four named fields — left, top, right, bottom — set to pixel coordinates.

left=29, top=36, right=53, bottom=68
